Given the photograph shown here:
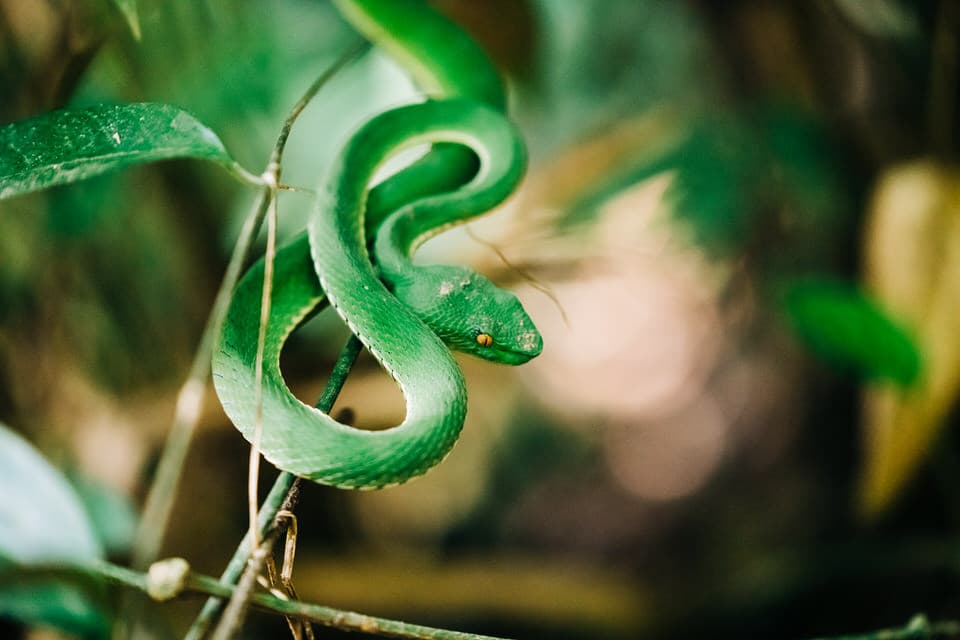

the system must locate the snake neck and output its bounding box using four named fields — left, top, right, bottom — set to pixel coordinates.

left=373, top=199, right=455, bottom=289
